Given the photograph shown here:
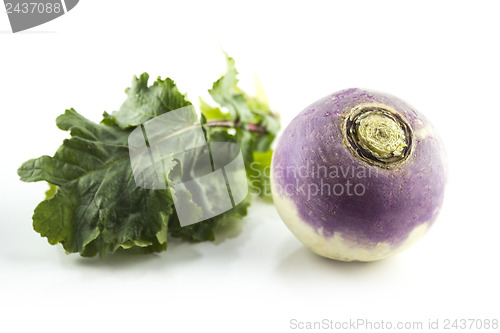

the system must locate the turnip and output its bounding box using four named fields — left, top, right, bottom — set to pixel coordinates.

left=271, top=88, right=446, bottom=262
